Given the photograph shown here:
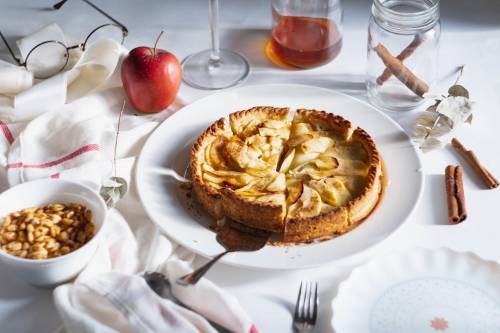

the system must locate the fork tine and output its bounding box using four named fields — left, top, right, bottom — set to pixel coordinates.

left=294, top=281, right=303, bottom=321
left=312, top=282, right=319, bottom=324
left=307, top=281, right=313, bottom=322
left=304, top=281, right=310, bottom=320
